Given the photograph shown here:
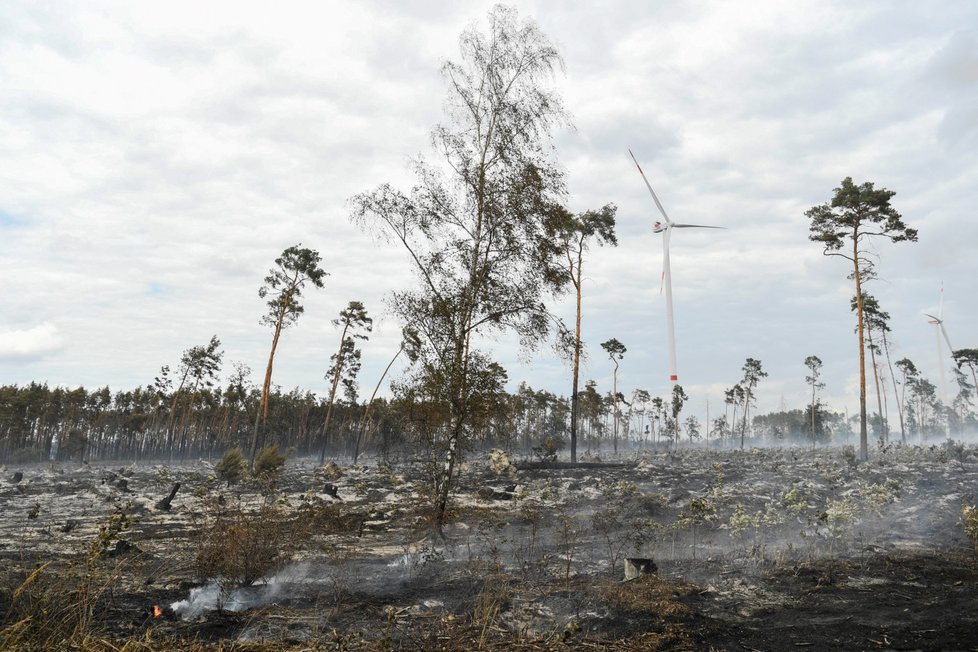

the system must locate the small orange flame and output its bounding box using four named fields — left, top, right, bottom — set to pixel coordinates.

left=152, top=605, right=163, bottom=618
